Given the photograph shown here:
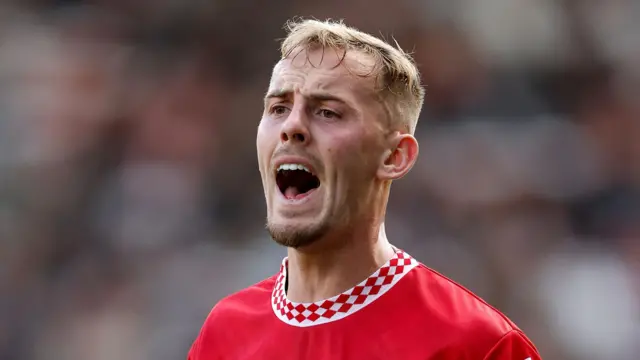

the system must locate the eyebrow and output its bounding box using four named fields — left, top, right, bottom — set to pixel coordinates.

left=264, top=89, right=347, bottom=106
